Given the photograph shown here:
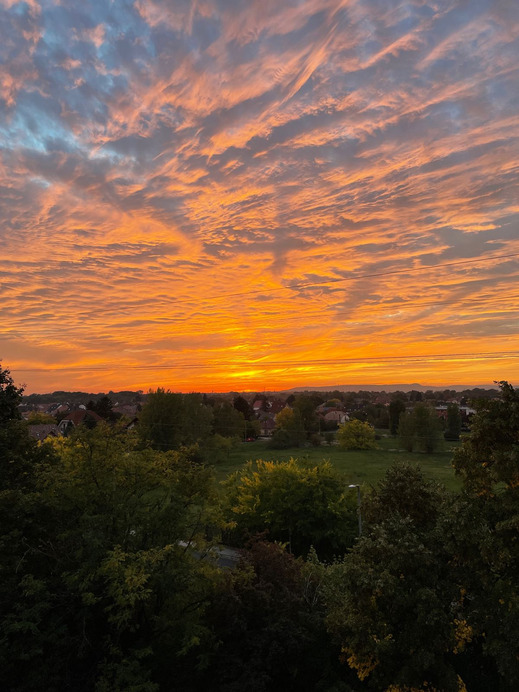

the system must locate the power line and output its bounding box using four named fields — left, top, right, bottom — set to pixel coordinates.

left=219, top=251, right=519, bottom=300
left=13, top=349, right=519, bottom=373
